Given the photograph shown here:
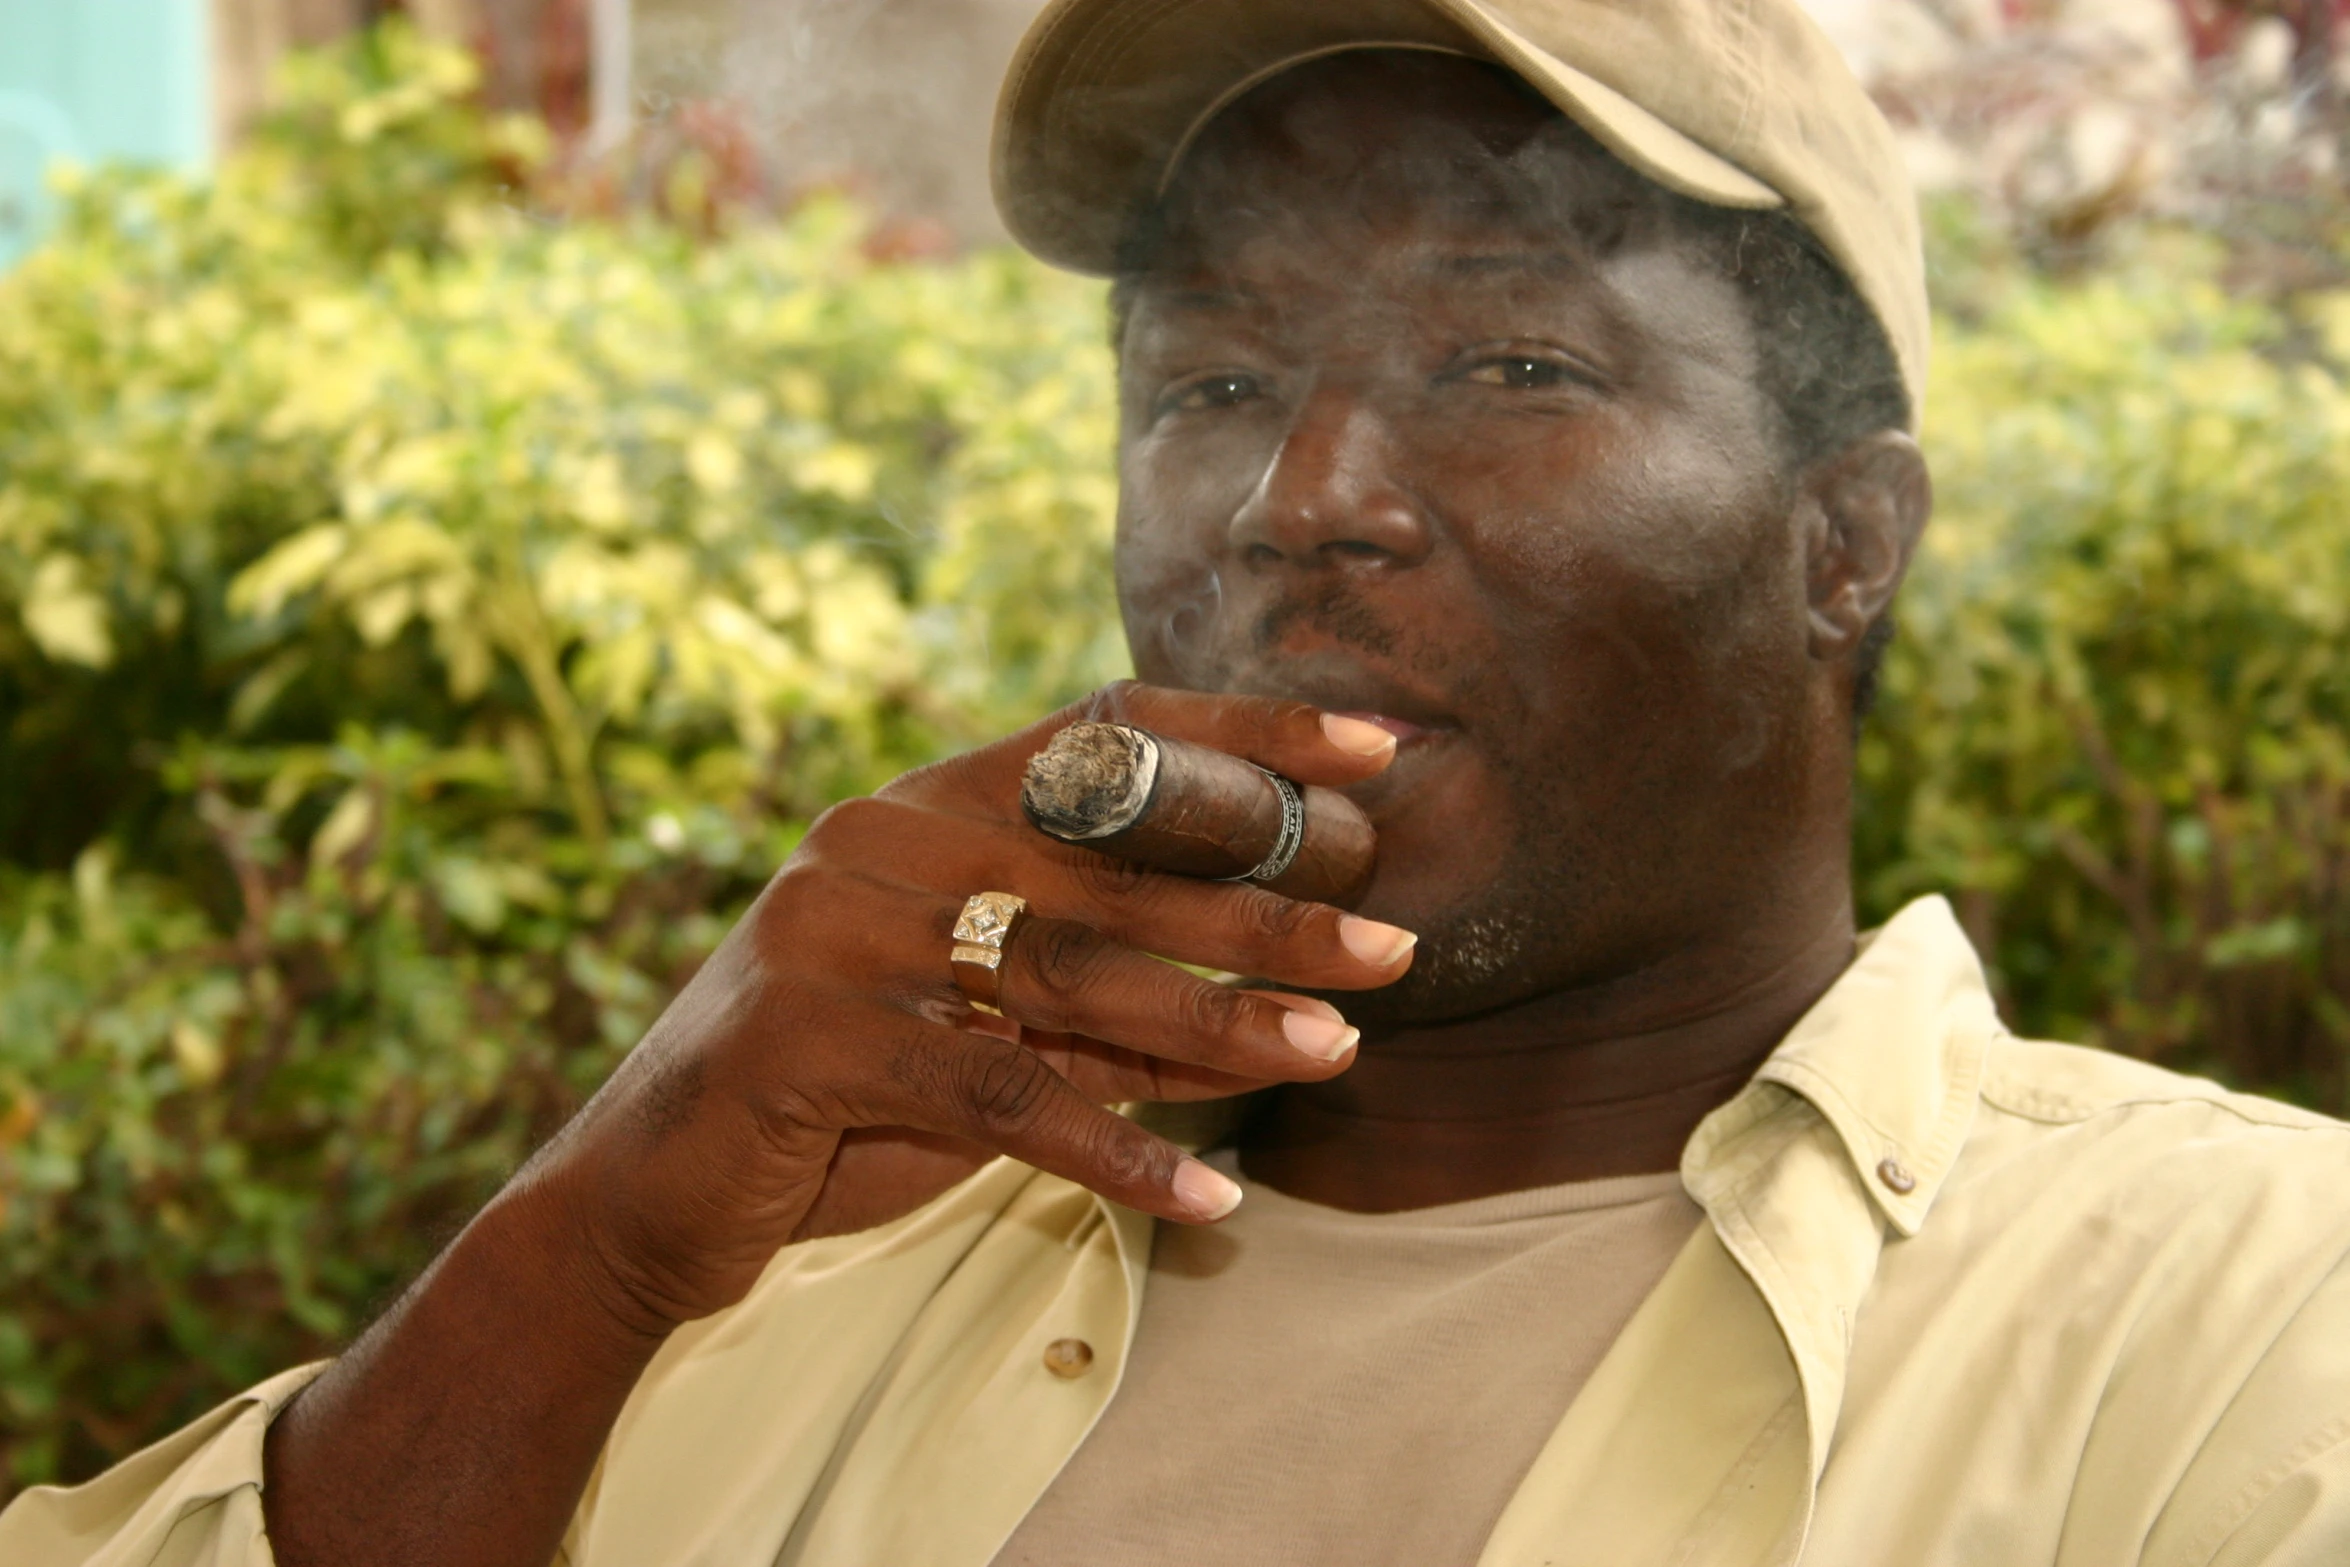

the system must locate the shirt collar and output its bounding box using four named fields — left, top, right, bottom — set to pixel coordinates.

left=1720, top=894, right=1996, bottom=1237
left=1144, top=894, right=1998, bottom=1235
